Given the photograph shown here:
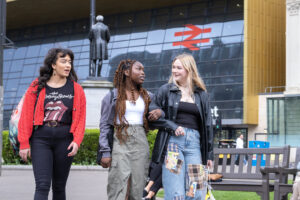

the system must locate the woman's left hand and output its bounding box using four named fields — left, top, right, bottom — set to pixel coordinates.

left=148, top=109, right=162, bottom=121
left=67, top=142, right=79, bottom=157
